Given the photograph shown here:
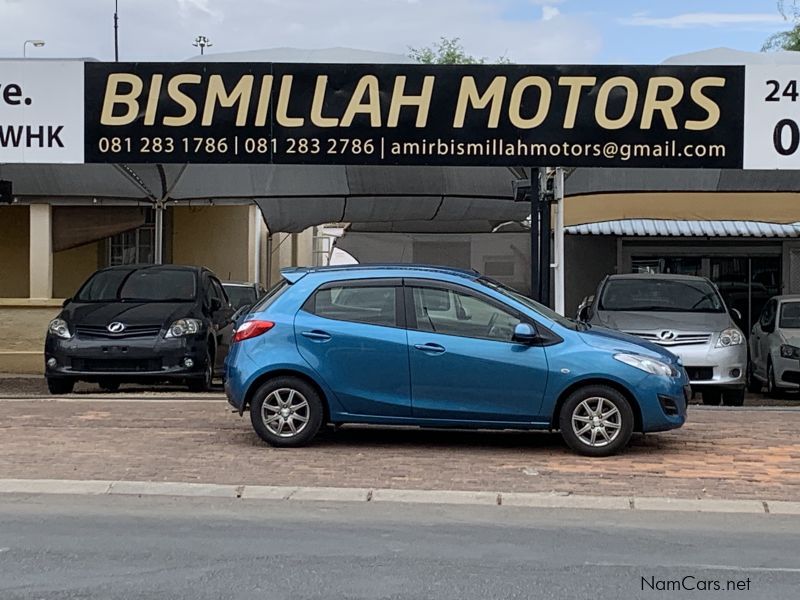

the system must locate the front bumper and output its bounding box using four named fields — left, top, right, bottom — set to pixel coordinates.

left=665, top=342, right=746, bottom=390
left=45, top=334, right=210, bottom=381
left=772, top=355, right=800, bottom=389
left=636, top=369, right=689, bottom=433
